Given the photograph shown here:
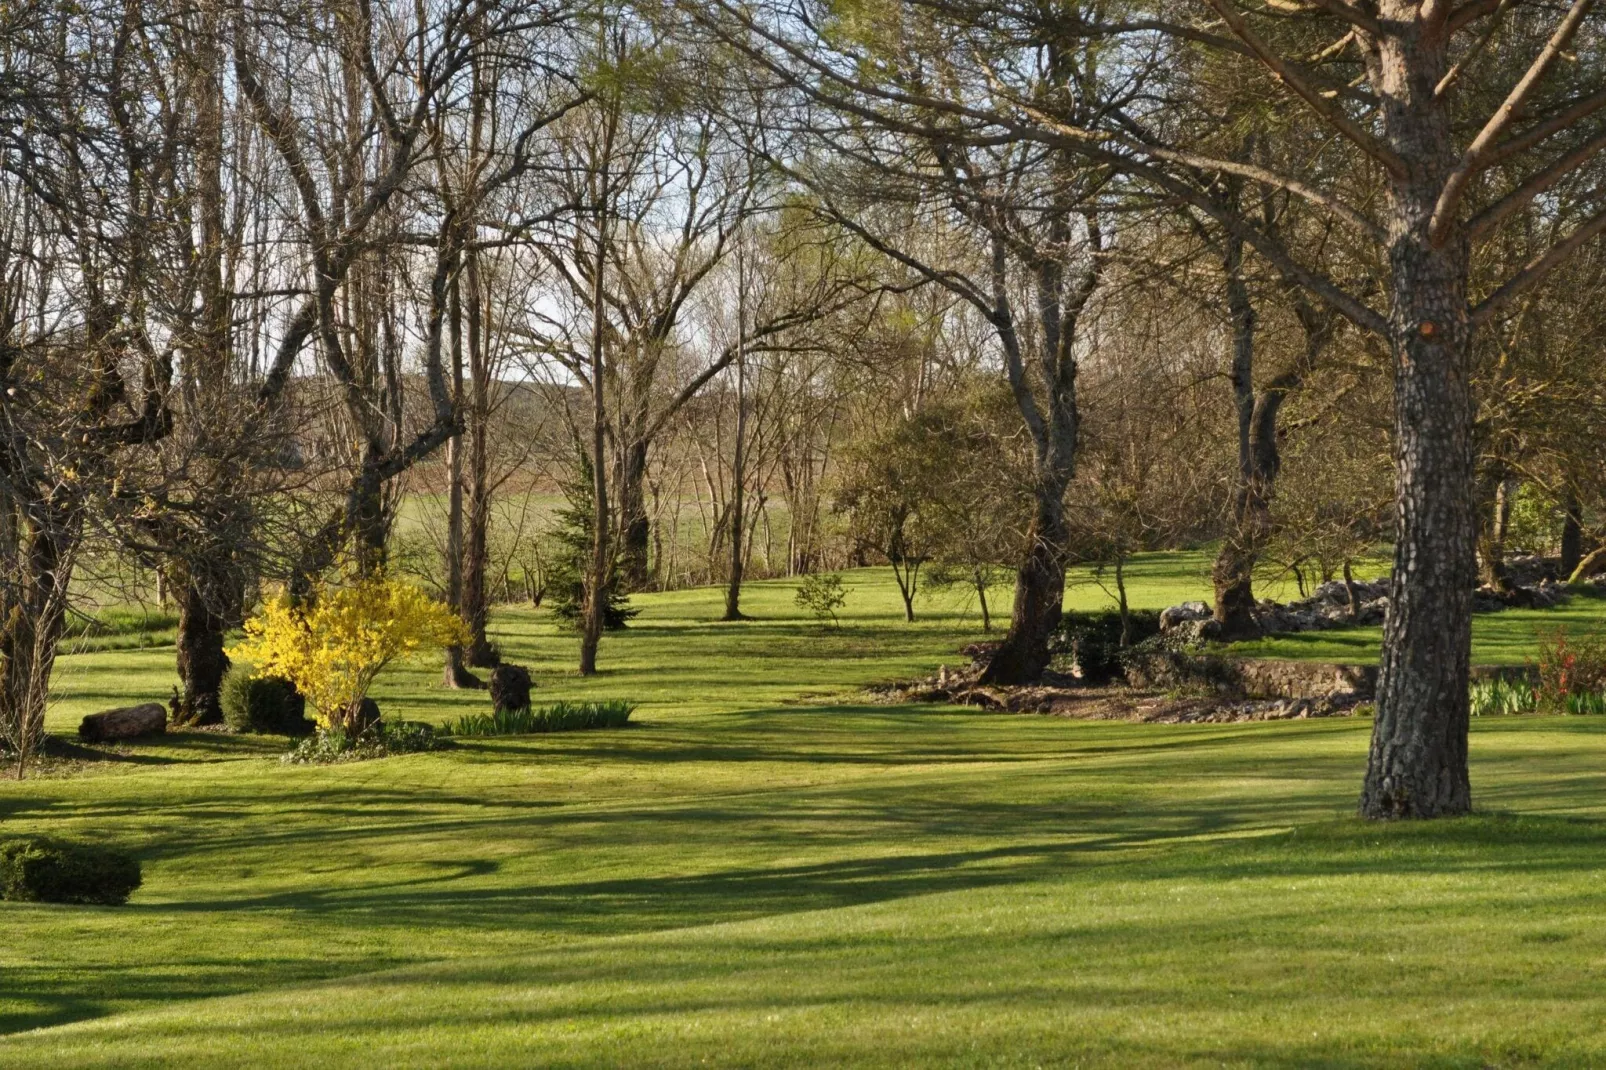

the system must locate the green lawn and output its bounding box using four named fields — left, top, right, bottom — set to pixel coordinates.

left=1229, top=588, right=1606, bottom=665
left=5, top=554, right=1606, bottom=1066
